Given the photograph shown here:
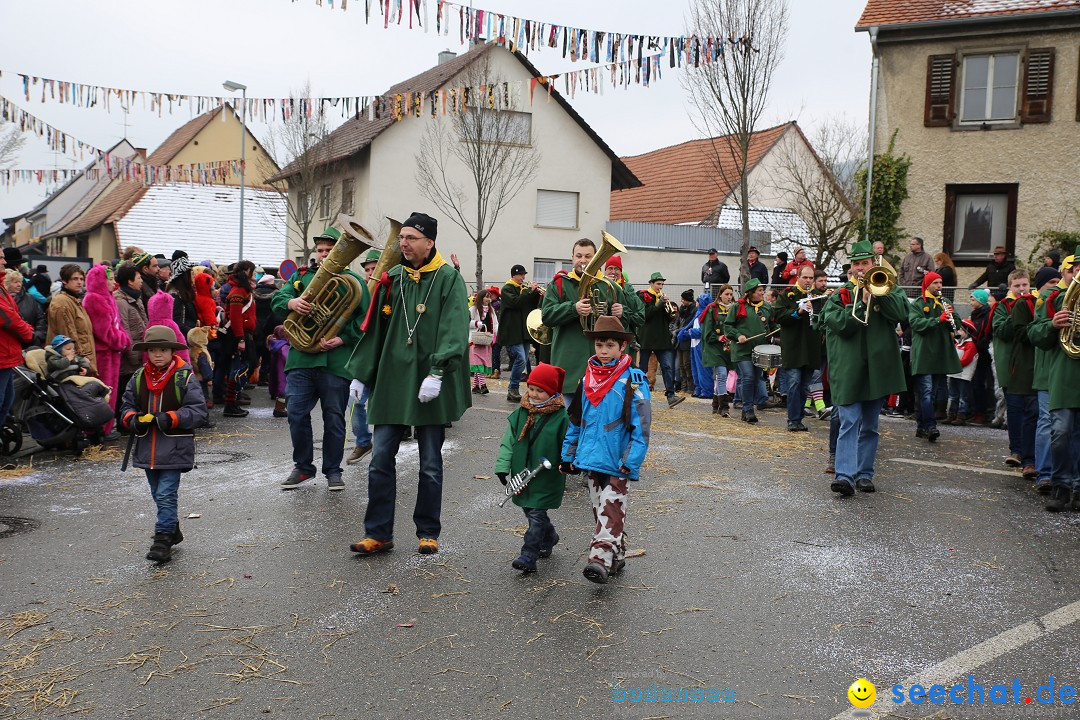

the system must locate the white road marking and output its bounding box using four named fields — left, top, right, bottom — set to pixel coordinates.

left=828, top=597, right=1080, bottom=718
left=888, top=457, right=1019, bottom=478
left=469, top=406, right=512, bottom=415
